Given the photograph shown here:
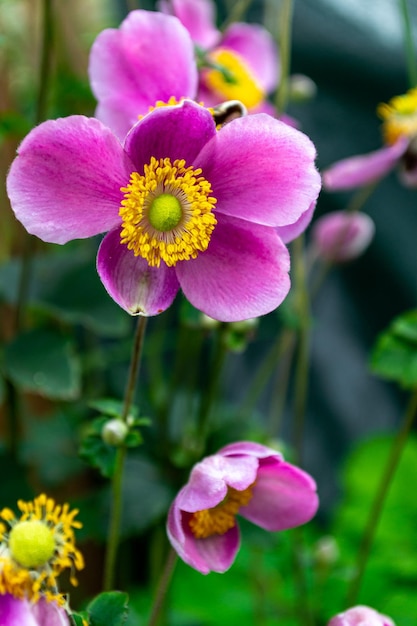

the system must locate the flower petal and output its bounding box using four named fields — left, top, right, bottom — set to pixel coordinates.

left=219, top=441, right=283, bottom=461
left=323, top=138, right=408, bottom=191
left=167, top=502, right=240, bottom=573
left=328, top=605, right=395, bottom=626
left=220, top=22, right=279, bottom=93
left=124, top=100, right=216, bottom=171
left=89, top=10, right=198, bottom=139
left=176, top=215, right=291, bottom=322
left=195, top=113, right=321, bottom=228
left=239, top=457, right=319, bottom=531
left=32, top=599, right=70, bottom=626
left=276, top=201, right=316, bottom=244
left=157, top=0, right=220, bottom=49
left=7, top=116, right=133, bottom=244
left=0, top=595, right=38, bottom=626
left=97, top=228, right=180, bottom=316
